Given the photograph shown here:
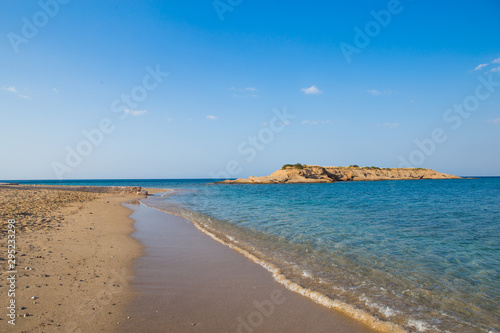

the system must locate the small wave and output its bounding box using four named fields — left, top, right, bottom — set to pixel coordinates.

left=407, top=318, right=431, bottom=332
left=360, top=295, right=400, bottom=318
left=142, top=201, right=406, bottom=333
left=226, top=234, right=237, bottom=242
left=302, top=270, right=313, bottom=279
